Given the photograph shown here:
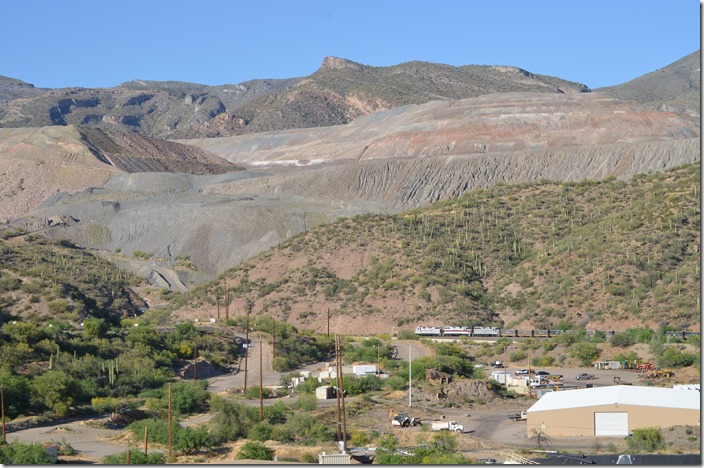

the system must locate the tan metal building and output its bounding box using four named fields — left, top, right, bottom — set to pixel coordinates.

left=526, top=385, right=700, bottom=437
